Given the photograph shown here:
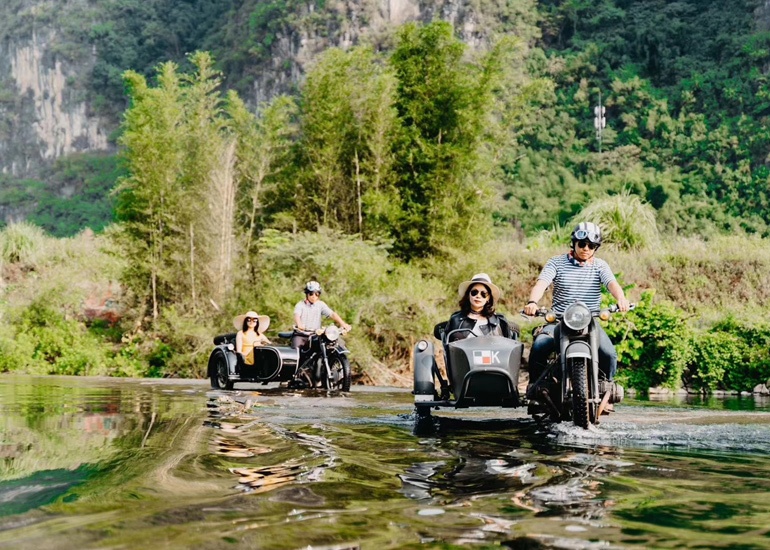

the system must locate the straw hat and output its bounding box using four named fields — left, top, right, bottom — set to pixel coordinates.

left=457, top=273, right=501, bottom=303
left=233, top=311, right=270, bottom=333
